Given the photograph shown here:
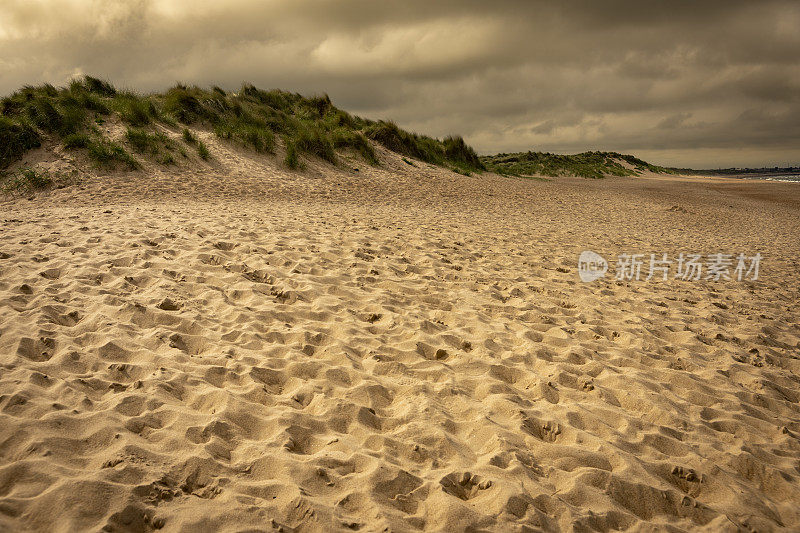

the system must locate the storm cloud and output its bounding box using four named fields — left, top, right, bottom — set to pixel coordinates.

left=1, top=0, right=798, bottom=167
